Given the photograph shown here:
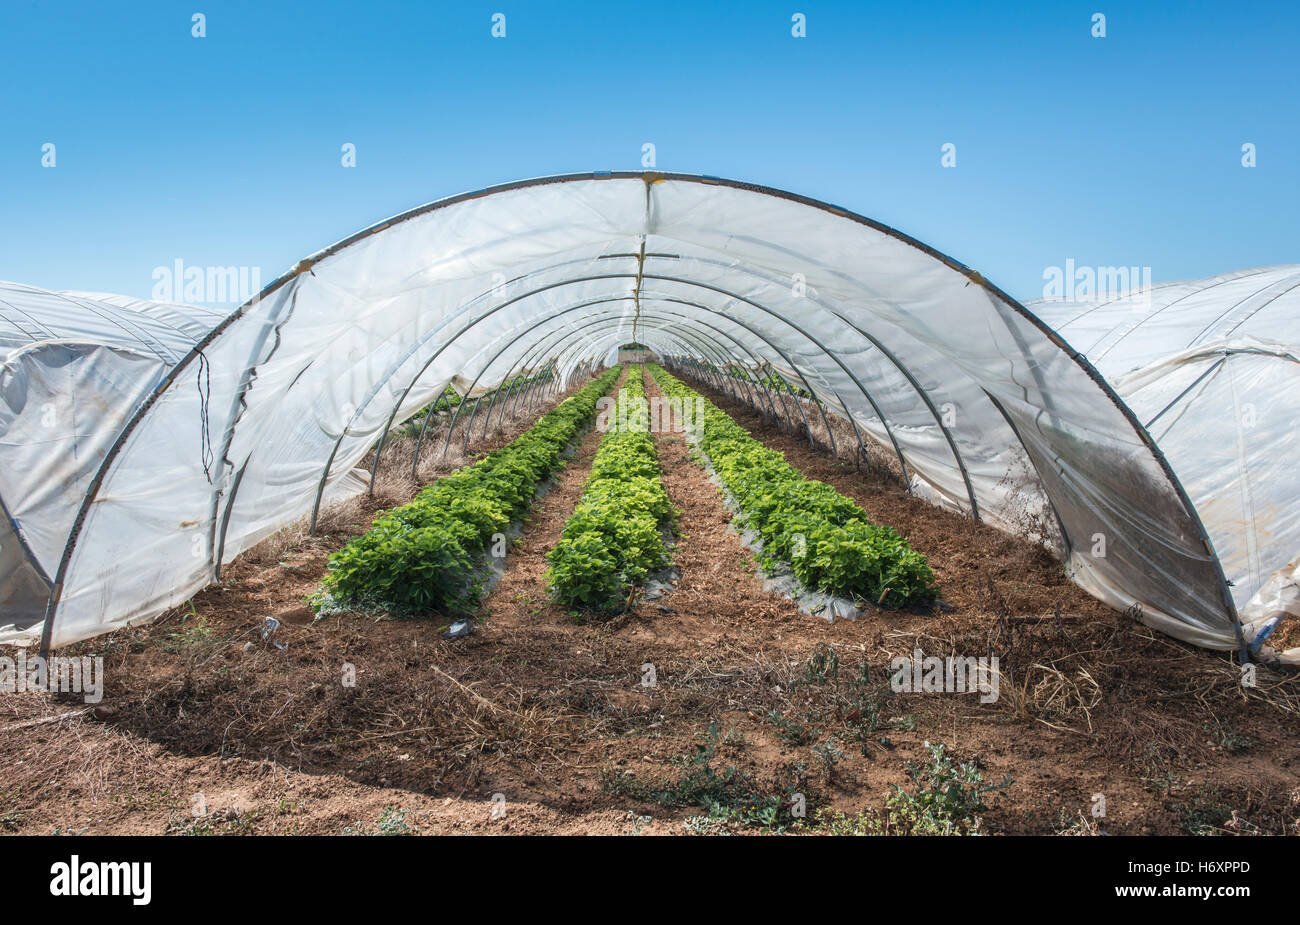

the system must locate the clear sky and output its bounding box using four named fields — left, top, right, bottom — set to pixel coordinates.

left=1, top=0, right=1296, bottom=303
